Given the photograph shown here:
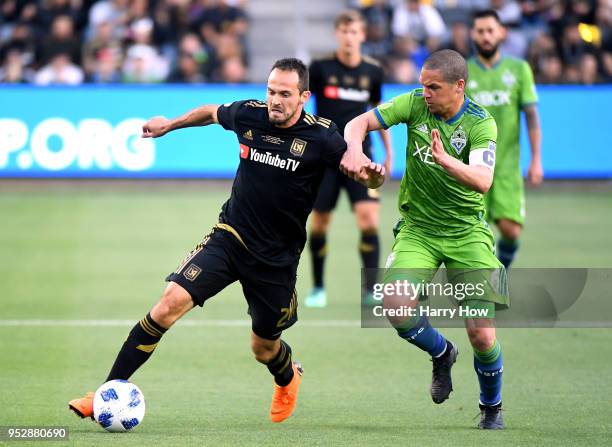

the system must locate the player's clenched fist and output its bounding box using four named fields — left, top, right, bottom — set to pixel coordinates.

left=340, top=148, right=367, bottom=182
left=142, top=116, right=171, bottom=138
